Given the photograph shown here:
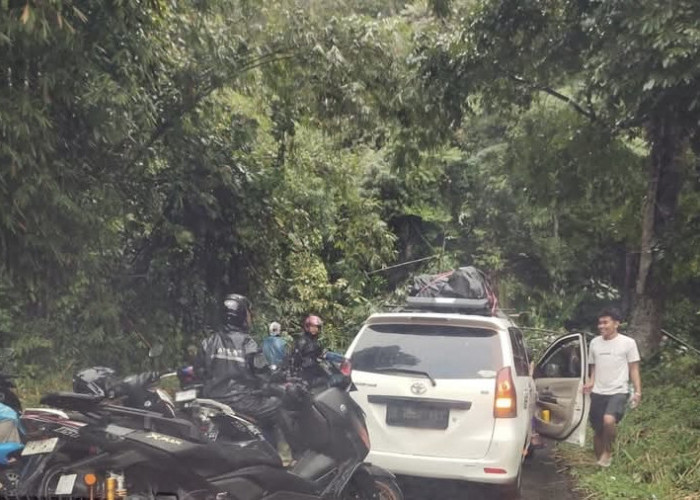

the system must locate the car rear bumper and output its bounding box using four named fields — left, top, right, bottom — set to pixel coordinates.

left=366, top=442, right=524, bottom=484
